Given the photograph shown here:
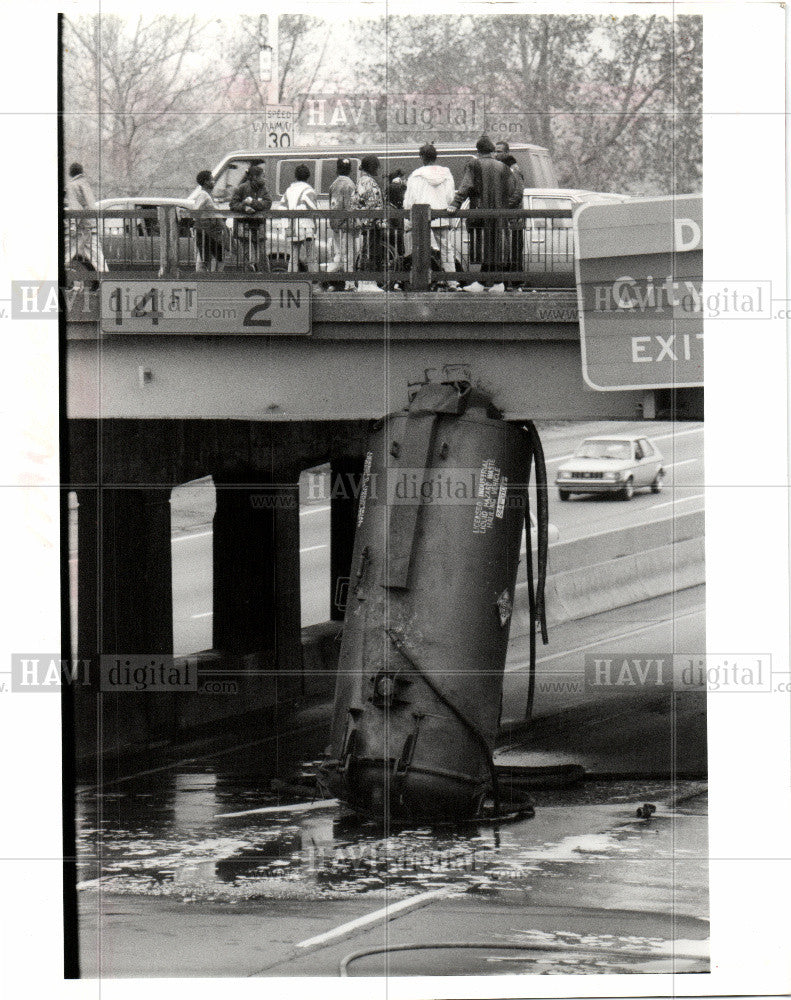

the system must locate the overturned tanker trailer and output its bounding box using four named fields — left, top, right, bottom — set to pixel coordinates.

left=318, top=375, right=549, bottom=821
